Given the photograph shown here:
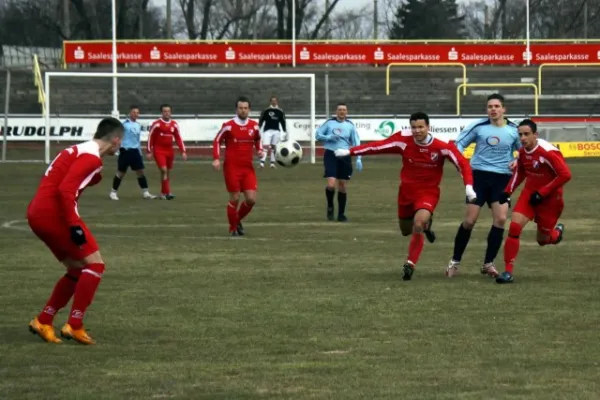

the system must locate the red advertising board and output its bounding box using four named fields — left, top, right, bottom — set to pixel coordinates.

left=63, top=42, right=600, bottom=65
